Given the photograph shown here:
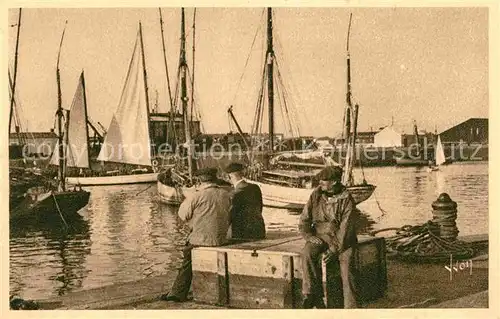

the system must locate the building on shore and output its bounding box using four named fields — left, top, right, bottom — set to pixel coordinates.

left=149, top=112, right=202, bottom=152
left=373, top=126, right=403, bottom=148
left=439, top=118, right=488, bottom=145
left=9, top=130, right=58, bottom=158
